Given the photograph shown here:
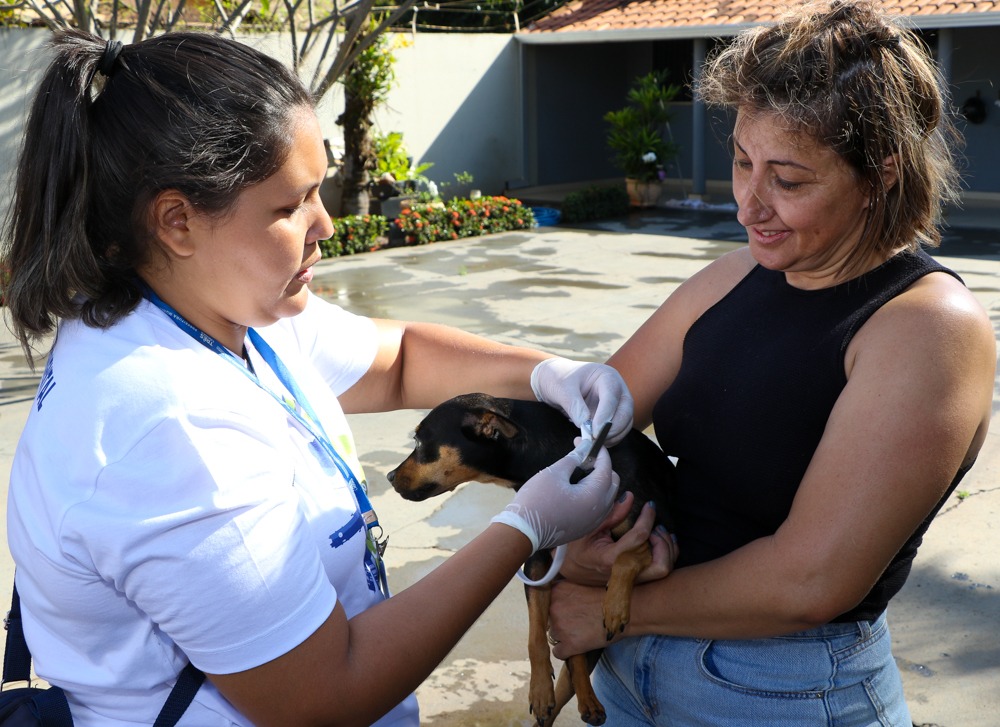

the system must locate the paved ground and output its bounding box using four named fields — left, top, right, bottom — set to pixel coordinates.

left=1, top=208, right=997, bottom=725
